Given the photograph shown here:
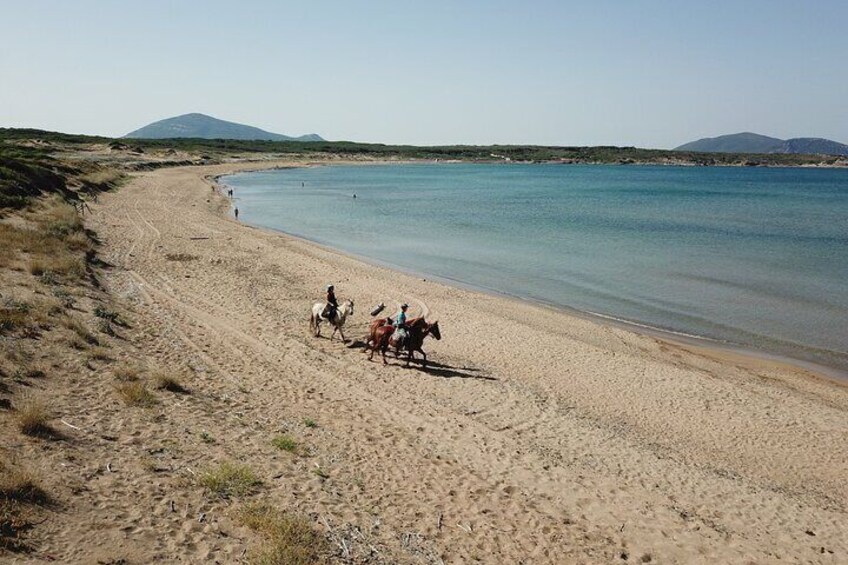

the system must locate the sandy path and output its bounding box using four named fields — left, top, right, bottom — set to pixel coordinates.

left=84, top=162, right=847, bottom=564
